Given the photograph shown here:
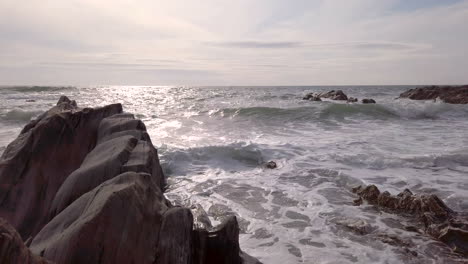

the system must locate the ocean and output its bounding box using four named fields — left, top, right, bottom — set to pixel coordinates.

left=1, top=85, right=468, bottom=263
